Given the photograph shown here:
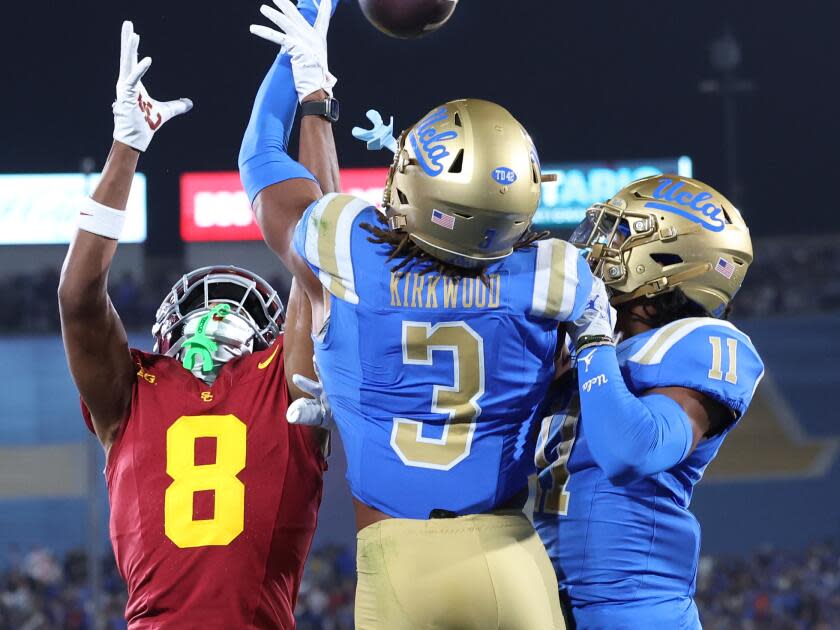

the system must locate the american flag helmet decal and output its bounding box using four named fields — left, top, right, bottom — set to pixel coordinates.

left=431, top=209, right=456, bottom=230
left=715, top=257, right=735, bottom=279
